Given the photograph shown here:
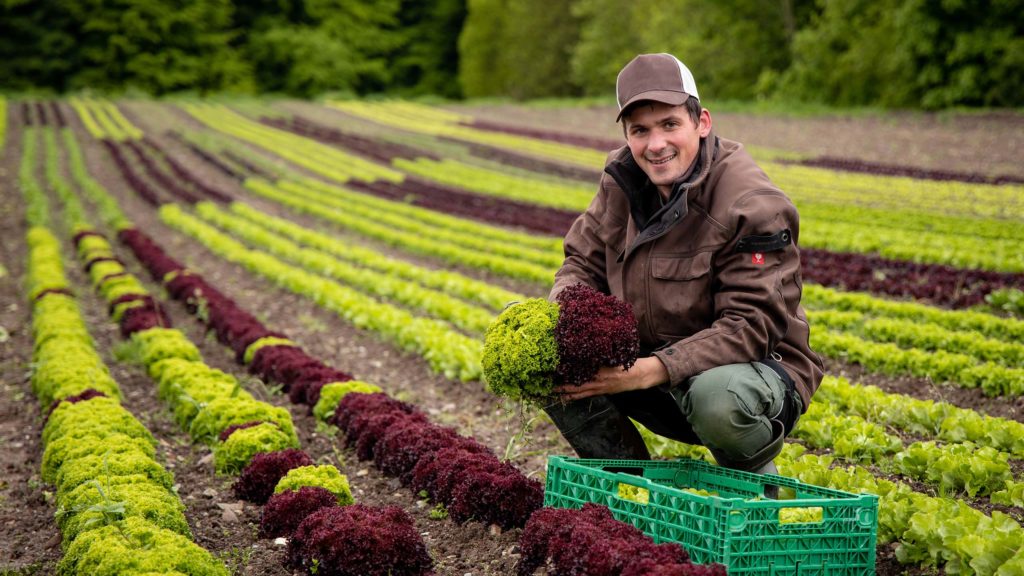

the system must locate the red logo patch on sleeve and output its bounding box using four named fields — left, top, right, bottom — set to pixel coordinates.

left=752, top=253, right=765, bottom=265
